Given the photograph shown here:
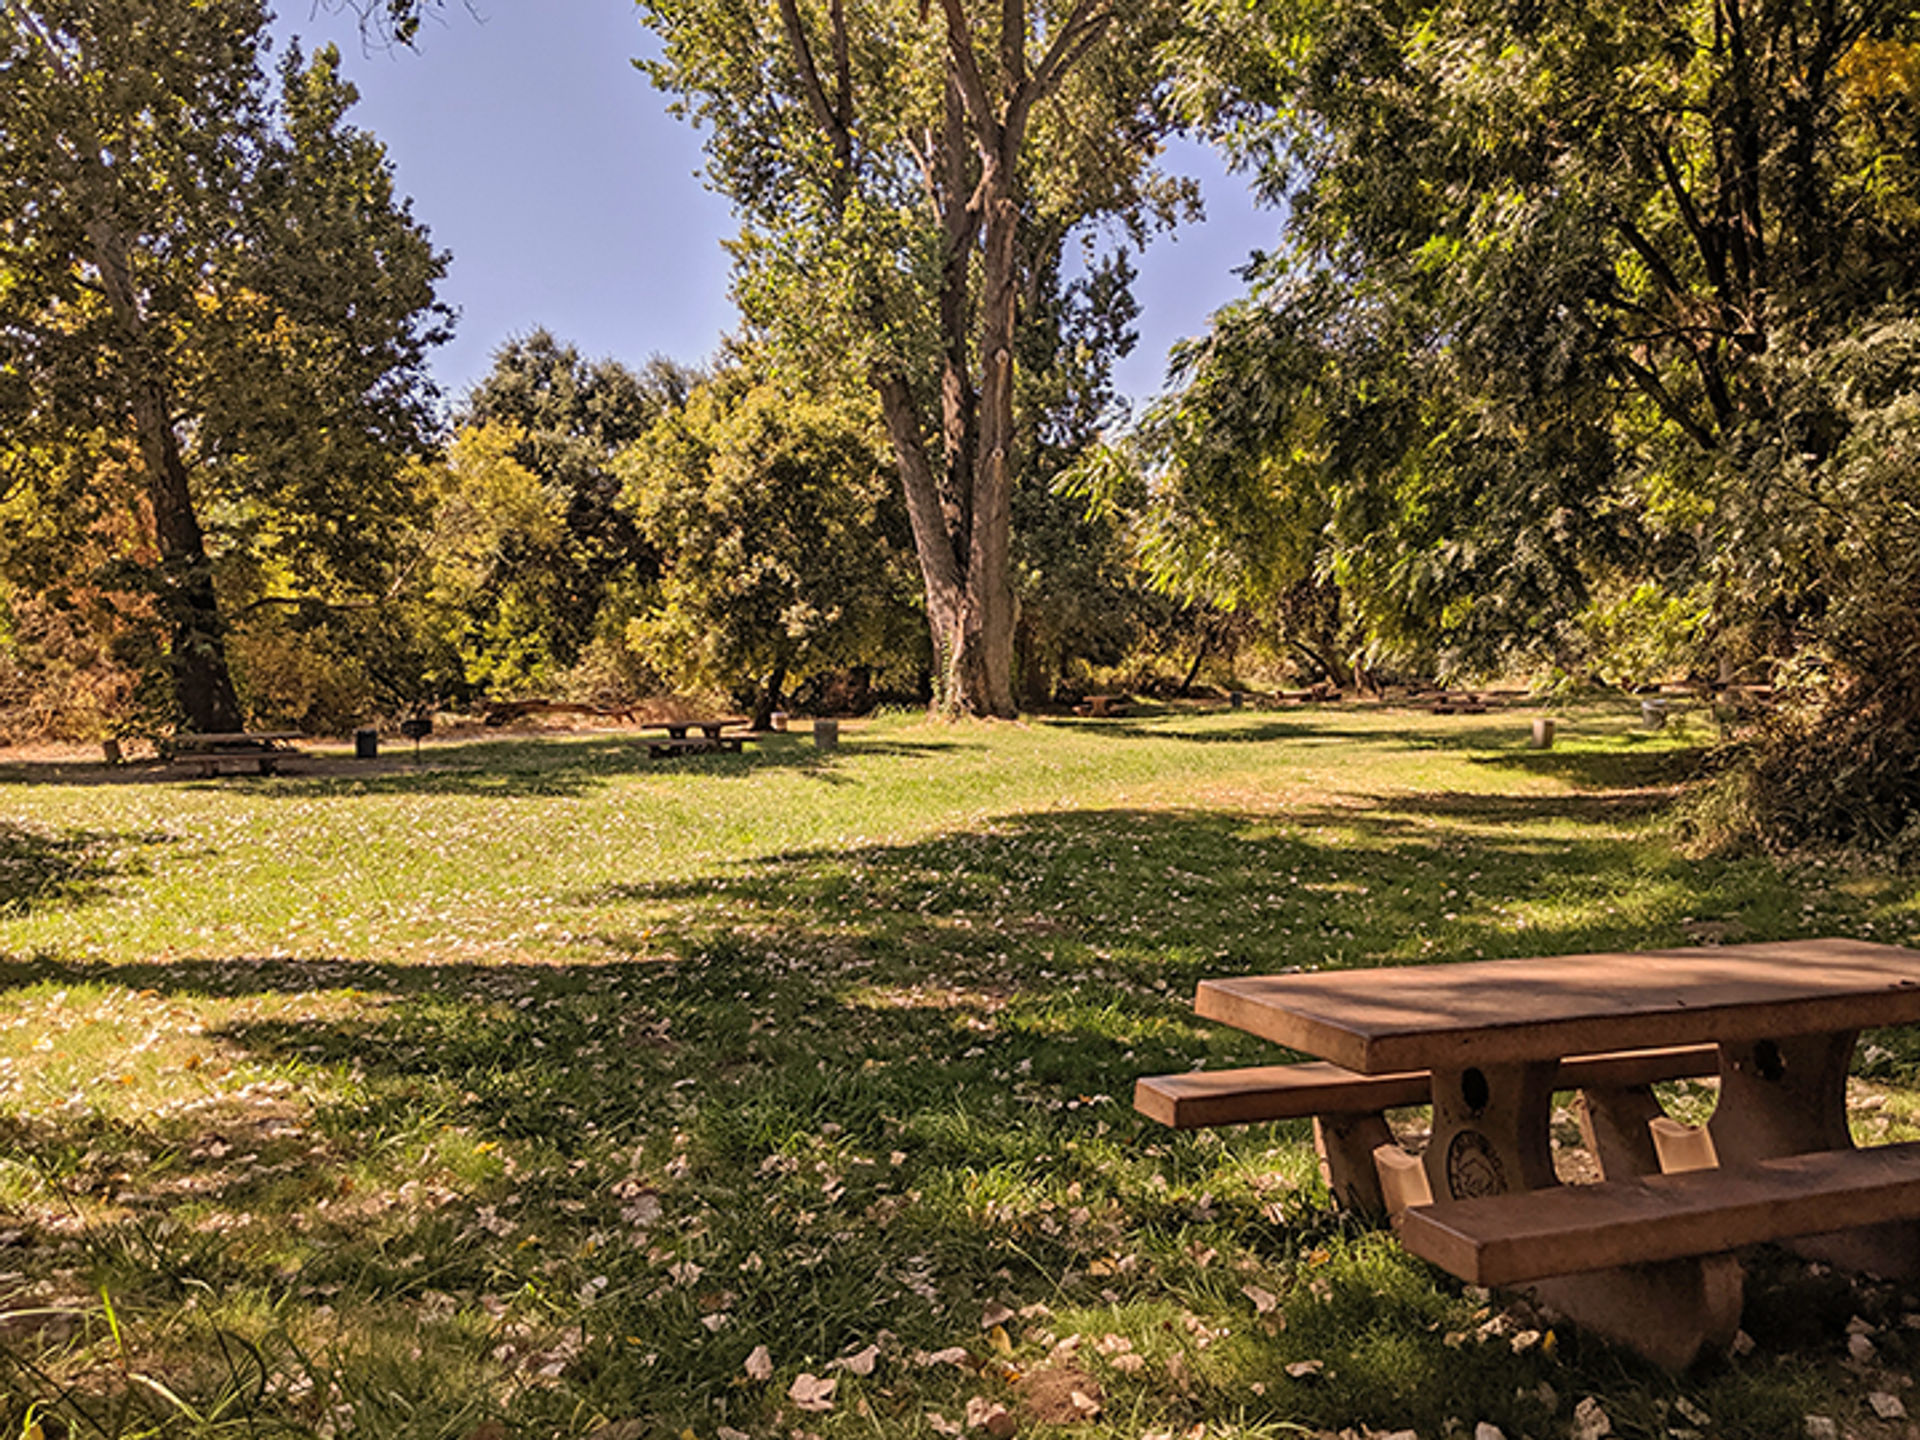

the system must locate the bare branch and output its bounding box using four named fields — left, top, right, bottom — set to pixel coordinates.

left=1605, top=351, right=1717, bottom=452
left=938, top=0, right=1001, bottom=151
left=1003, top=0, right=1026, bottom=94
left=775, top=0, right=853, bottom=166
left=1610, top=213, right=1692, bottom=310
left=830, top=0, right=852, bottom=132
